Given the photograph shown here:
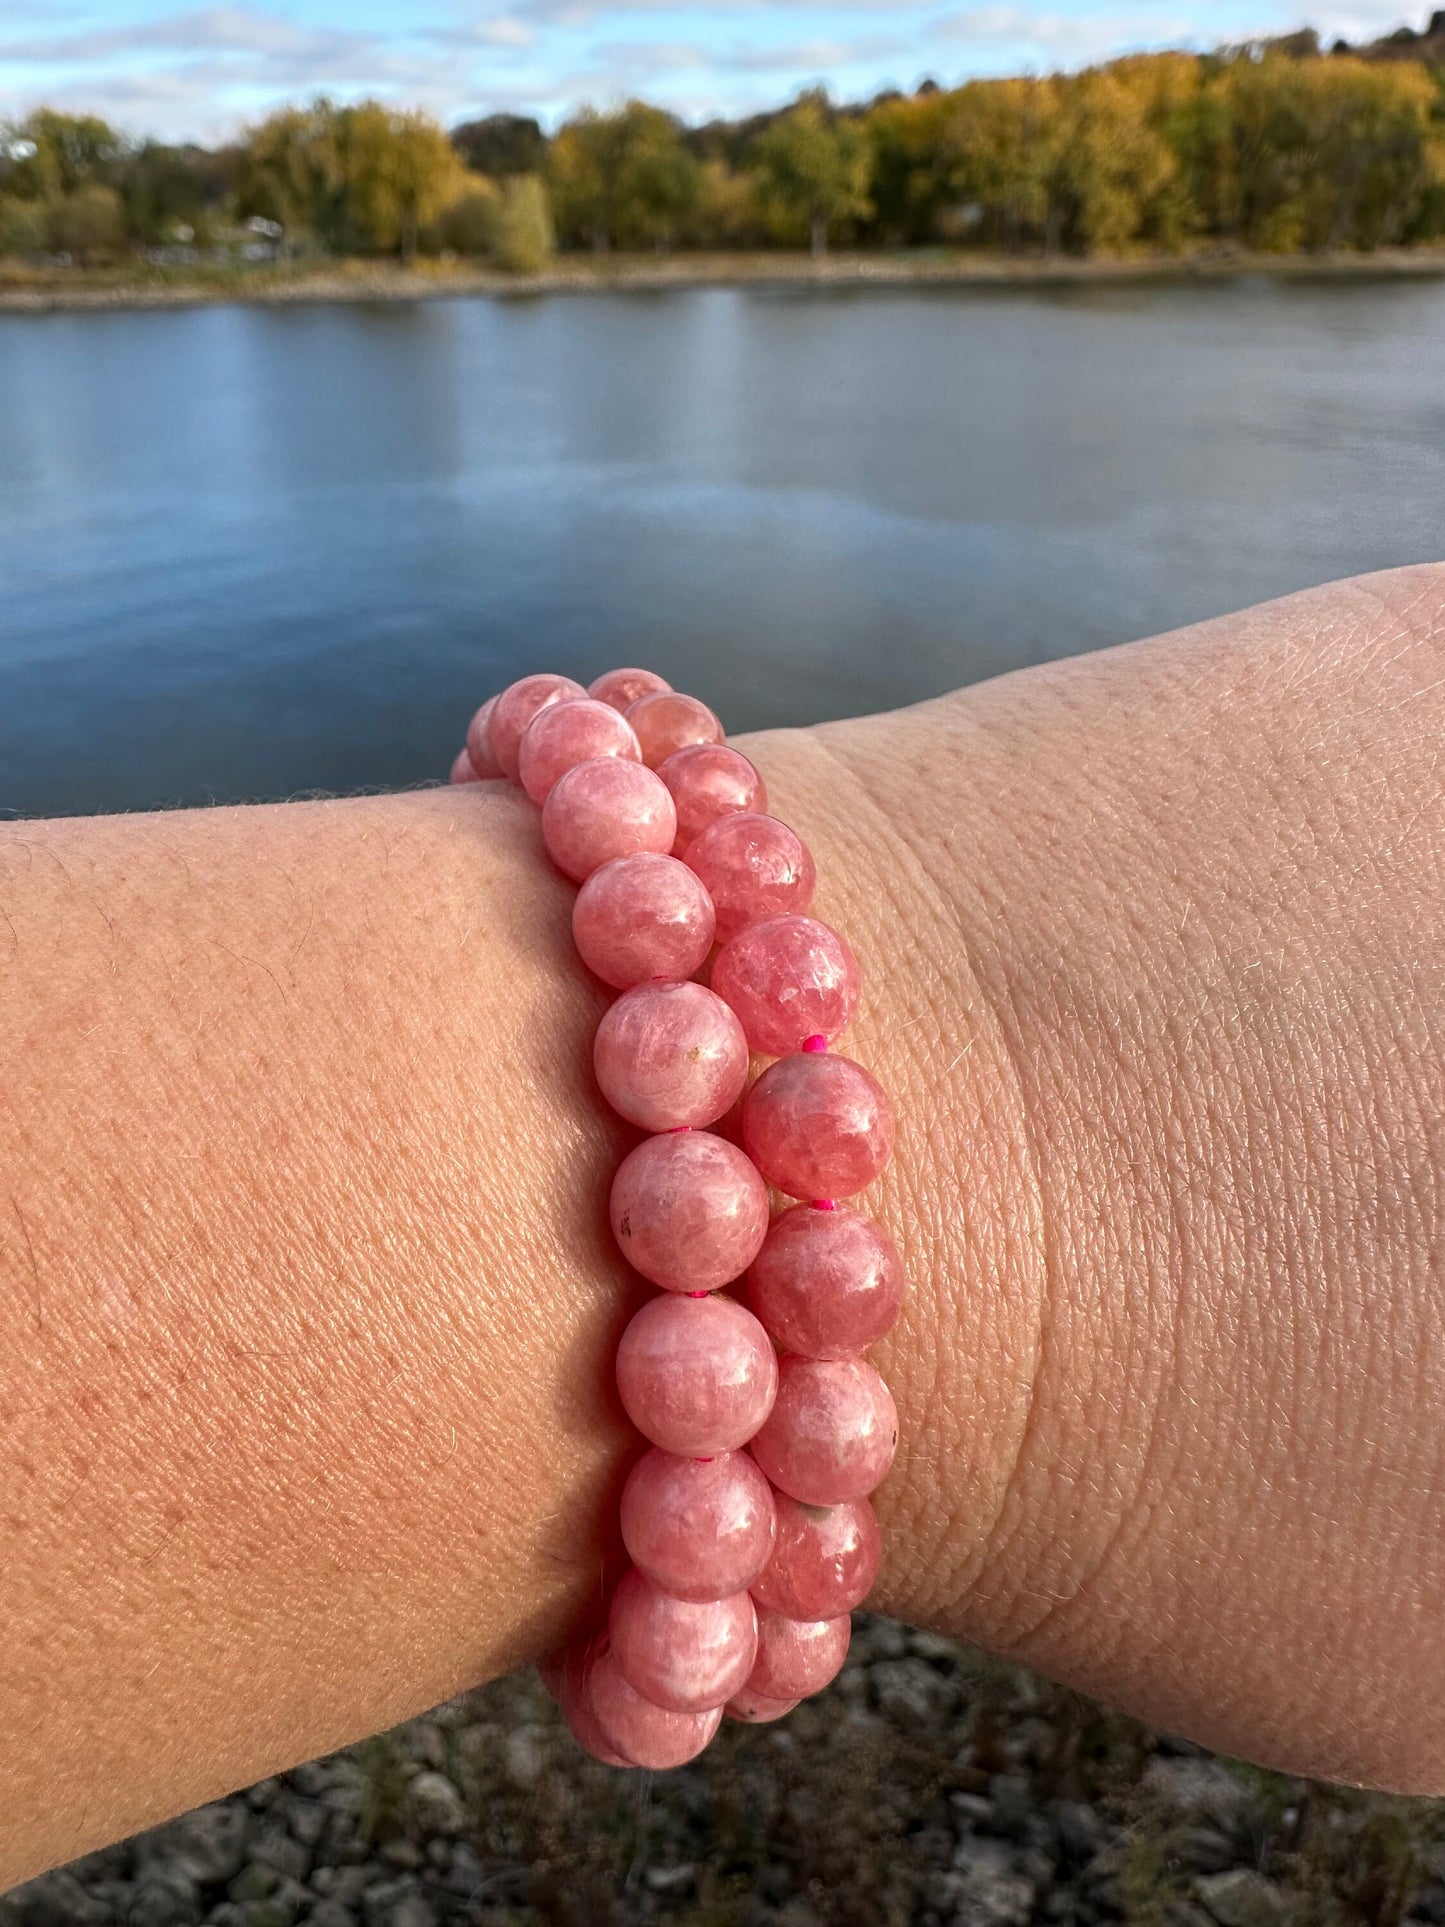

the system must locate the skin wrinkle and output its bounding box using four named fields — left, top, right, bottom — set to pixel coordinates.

left=749, top=718, right=1050, bottom=1629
